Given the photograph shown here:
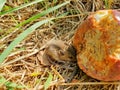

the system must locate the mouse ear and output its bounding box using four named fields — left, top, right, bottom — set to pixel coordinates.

left=59, top=50, right=65, bottom=56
